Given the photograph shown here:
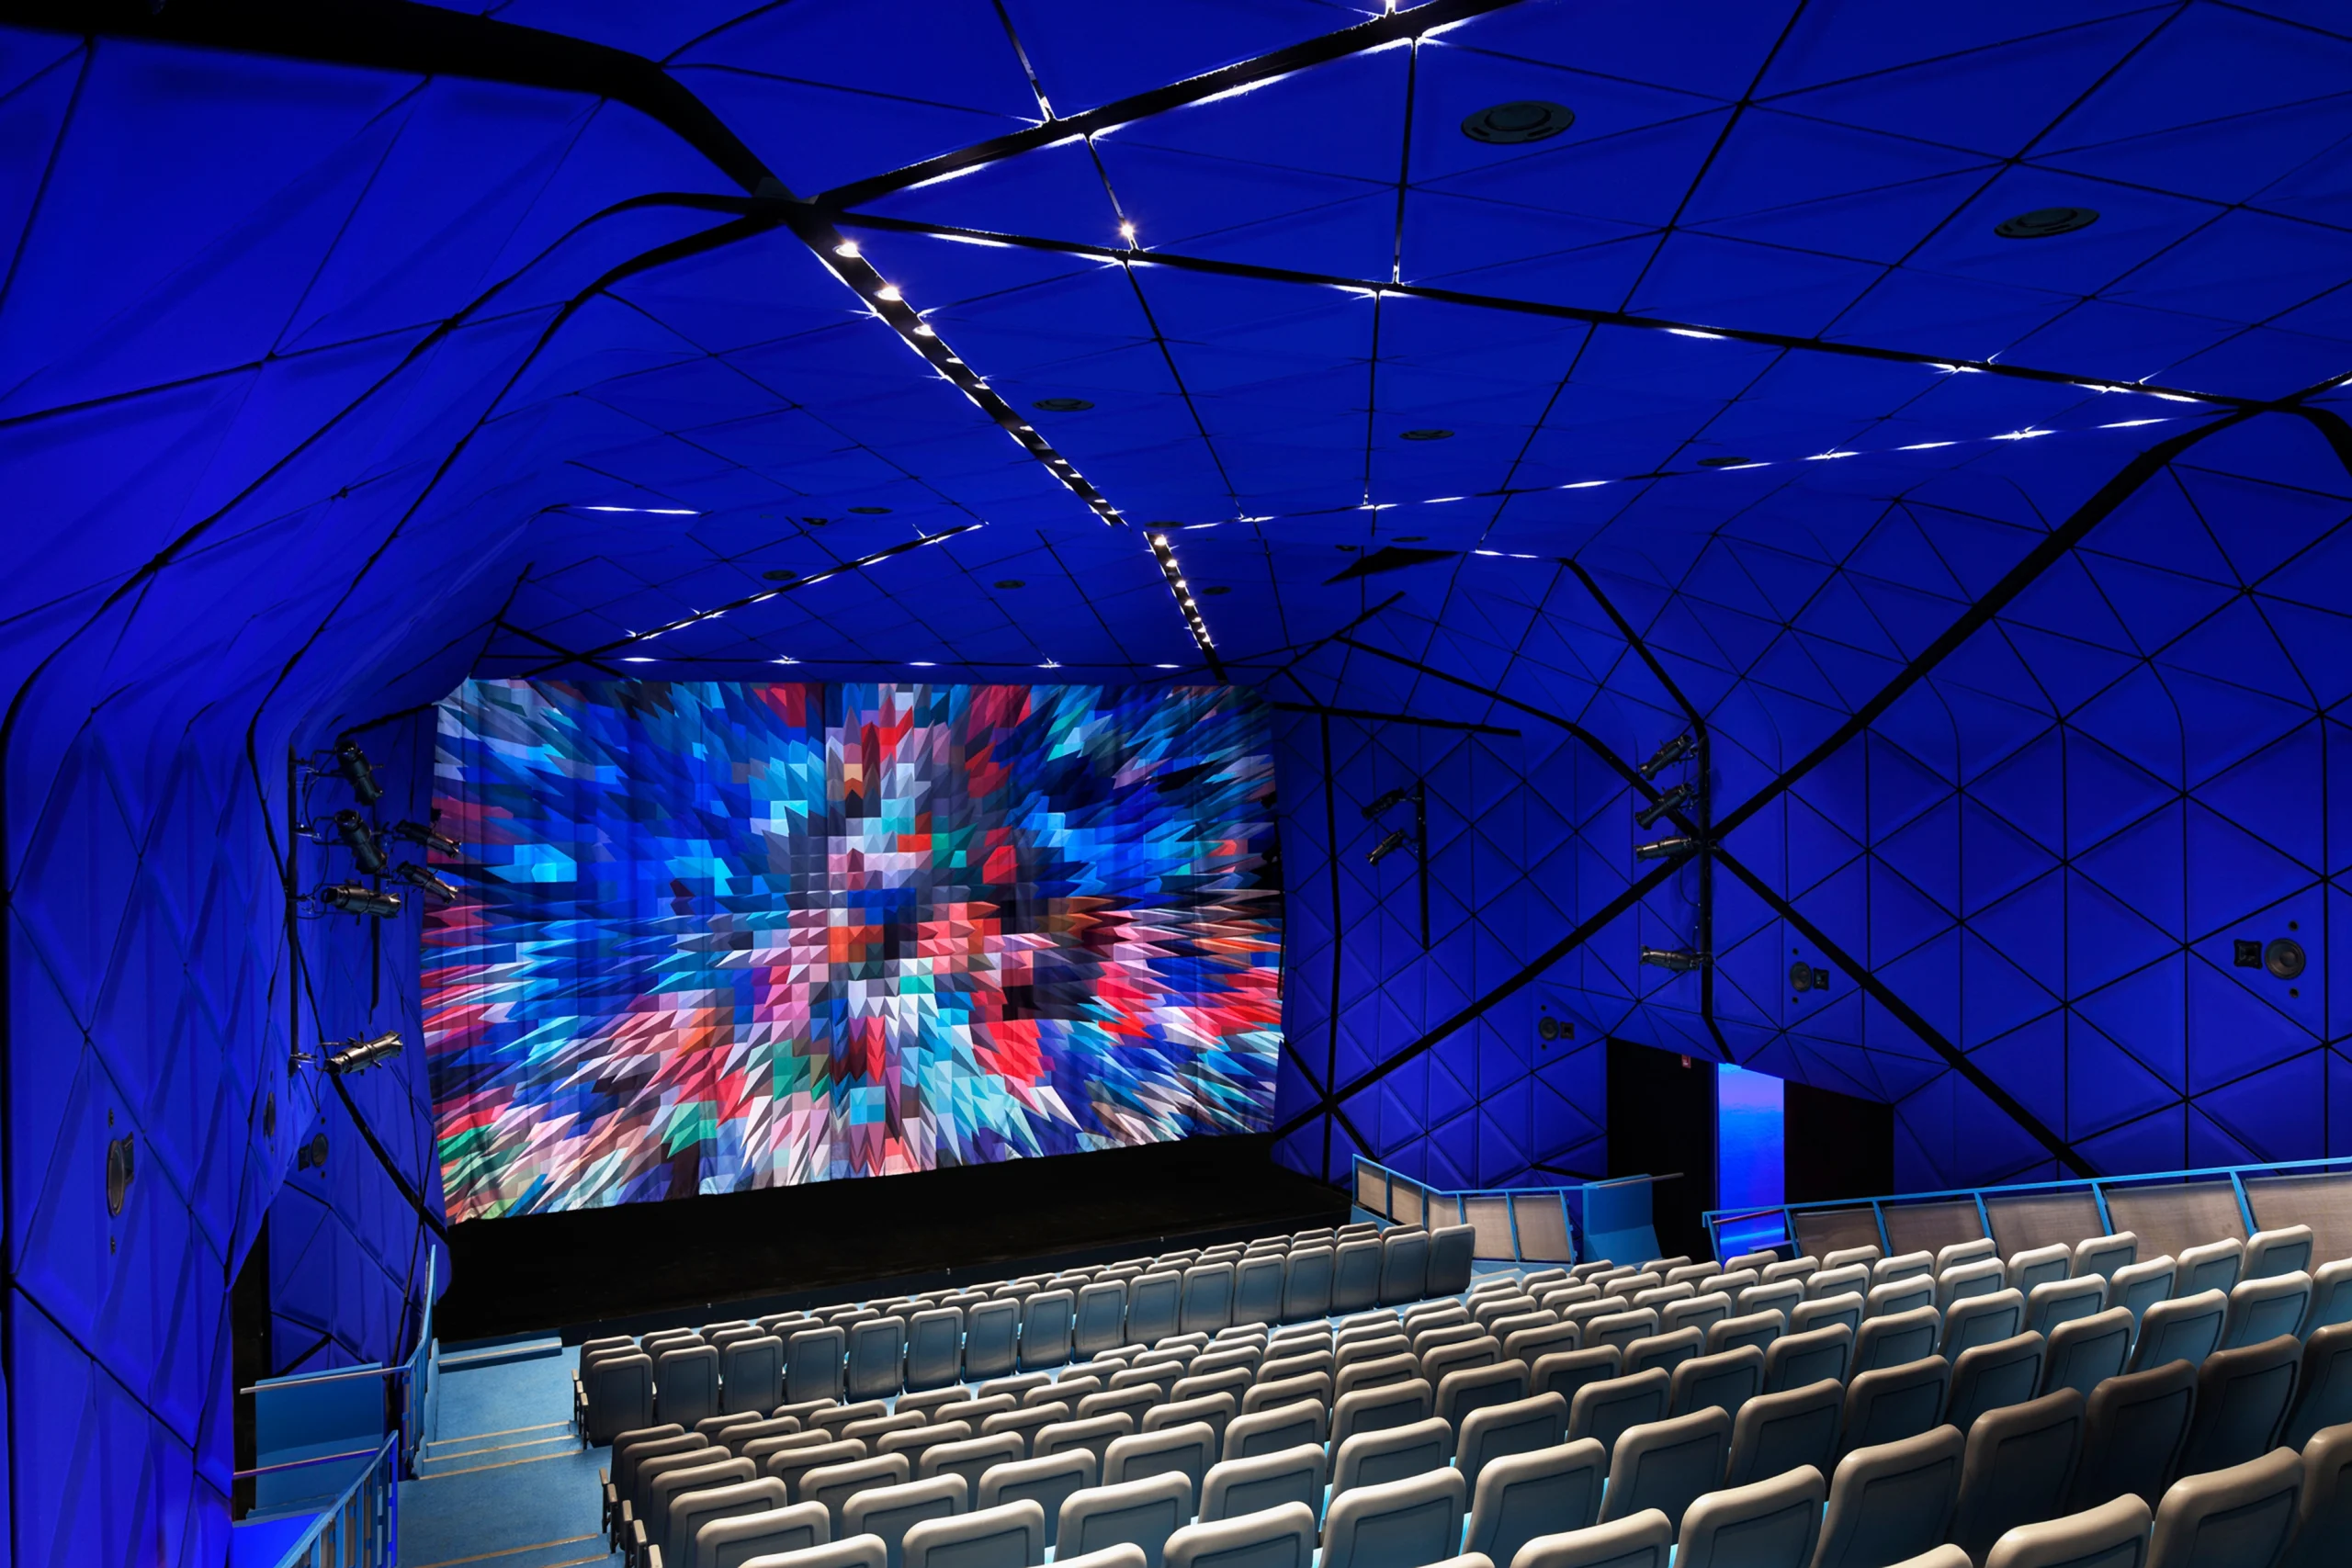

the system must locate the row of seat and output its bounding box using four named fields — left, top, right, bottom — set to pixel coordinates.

left=581, top=1223, right=1480, bottom=1442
